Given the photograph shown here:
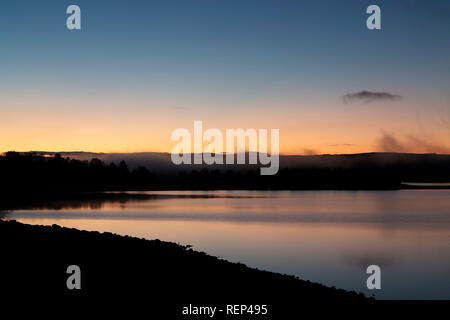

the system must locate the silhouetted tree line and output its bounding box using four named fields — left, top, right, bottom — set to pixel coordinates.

left=0, top=152, right=156, bottom=194
left=0, top=152, right=402, bottom=198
